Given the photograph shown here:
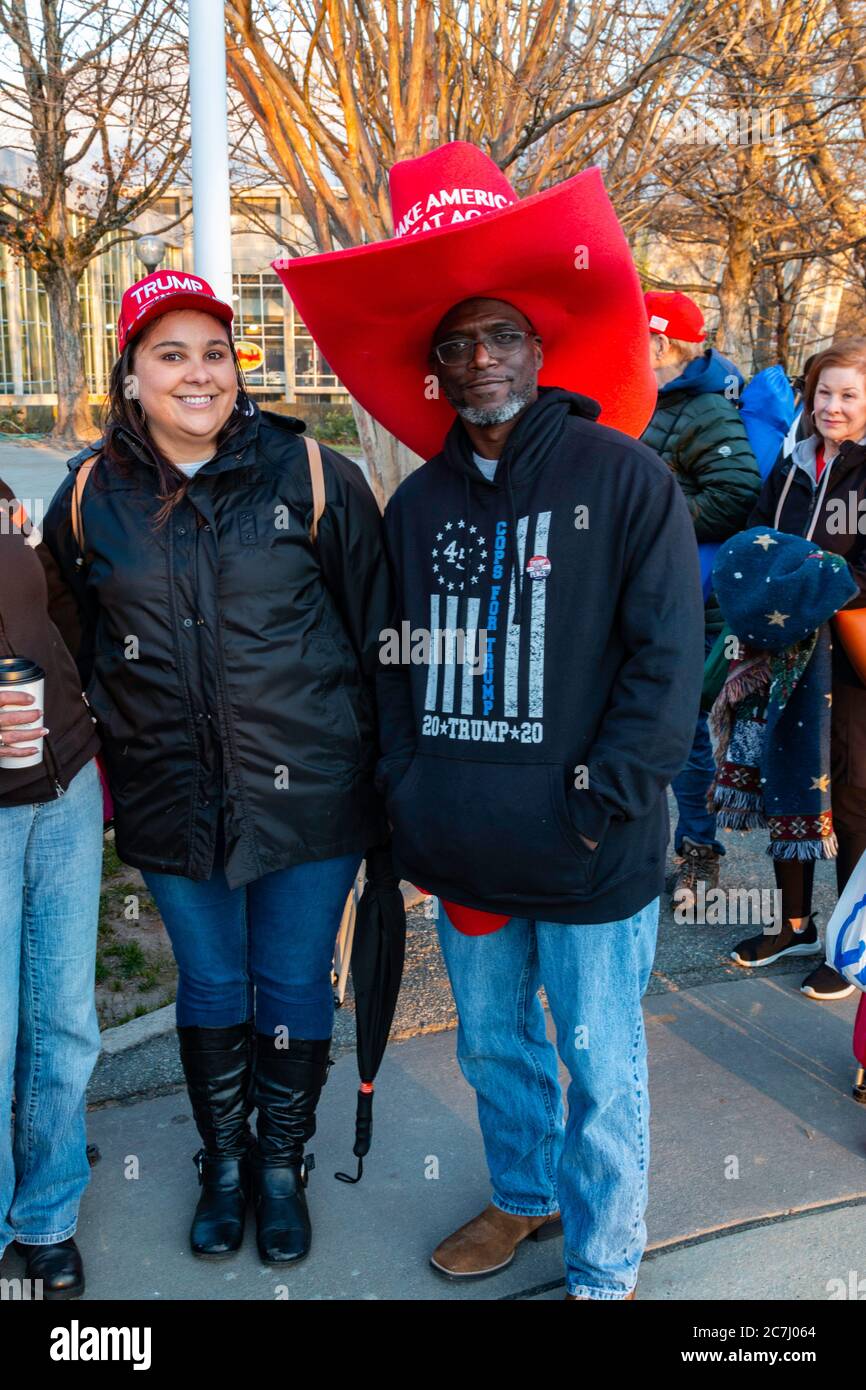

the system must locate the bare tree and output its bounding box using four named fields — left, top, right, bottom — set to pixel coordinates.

left=0, top=0, right=189, bottom=442
left=640, top=0, right=866, bottom=367
left=224, top=0, right=721, bottom=497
